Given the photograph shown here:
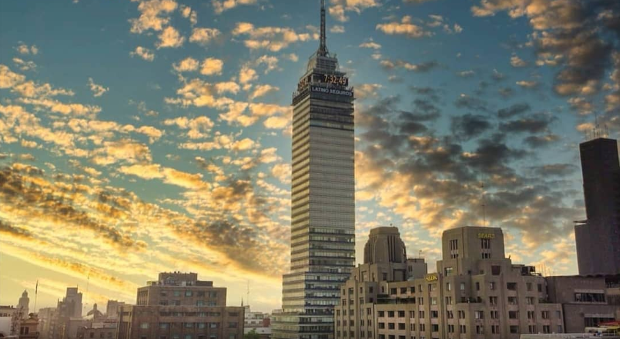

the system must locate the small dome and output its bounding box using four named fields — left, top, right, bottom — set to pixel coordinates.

left=22, top=290, right=28, bottom=297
